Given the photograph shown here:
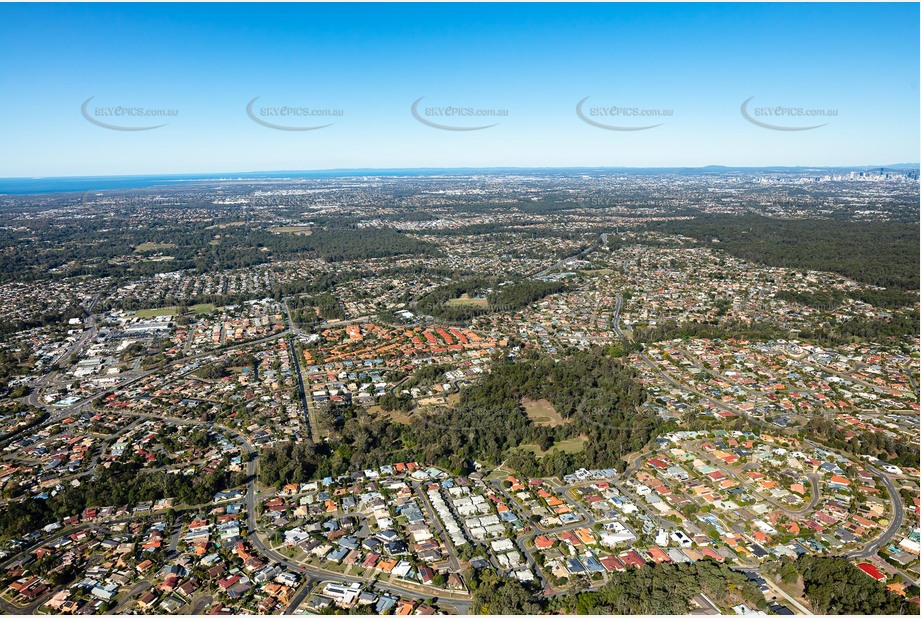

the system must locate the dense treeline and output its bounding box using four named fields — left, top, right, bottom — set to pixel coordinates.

left=260, top=441, right=340, bottom=487
left=775, top=288, right=918, bottom=310
left=0, top=215, right=437, bottom=285
left=489, top=281, right=568, bottom=312
left=654, top=215, right=920, bottom=290
left=804, top=418, right=919, bottom=468
left=468, top=569, right=542, bottom=614
left=783, top=556, right=914, bottom=614
left=0, top=345, right=34, bottom=390
left=414, top=347, right=656, bottom=477
left=297, top=228, right=439, bottom=262
left=401, top=363, right=450, bottom=389
left=797, top=310, right=920, bottom=346
left=0, top=464, right=247, bottom=539
left=261, top=348, right=659, bottom=486
left=0, top=305, right=86, bottom=337
left=0, top=220, right=280, bottom=283
left=259, top=417, right=412, bottom=487
left=418, top=278, right=567, bottom=322
left=58, top=464, right=247, bottom=512
left=774, top=290, right=847, bottom=310
left=846, top=288, right=915, bottom=308
left=417, top=278, right=491, bottom=321
left=555, top=560, right=765, bottom=614
left=289, top=293, right=345, bottom=325
left=0, top=498, right=56, bottom=540
left=468, top=558, right=767, bottom=615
